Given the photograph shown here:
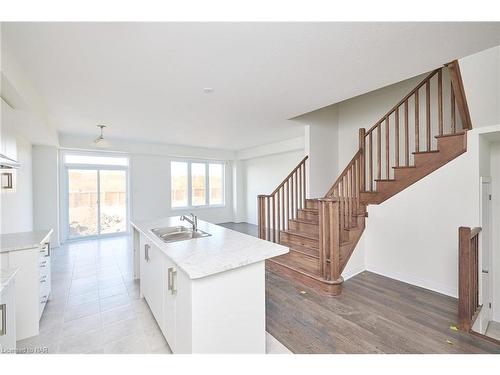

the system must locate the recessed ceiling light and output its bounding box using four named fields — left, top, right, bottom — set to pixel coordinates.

left=203, top=88, right=214, bottom=94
